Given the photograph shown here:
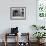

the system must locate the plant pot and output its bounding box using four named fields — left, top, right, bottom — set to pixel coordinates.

left=37, top=39, right=40, bottom=43
left=40, top=38, right=45, bottom=43
left=37, top=39, right=45, bottom=44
